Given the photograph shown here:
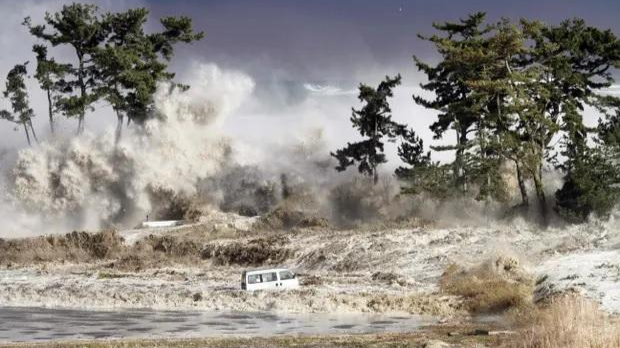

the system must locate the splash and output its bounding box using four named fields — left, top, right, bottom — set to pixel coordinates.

left=303, top=83, right=356, bottom=97
left=1, top=64, right=255, bottom=236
